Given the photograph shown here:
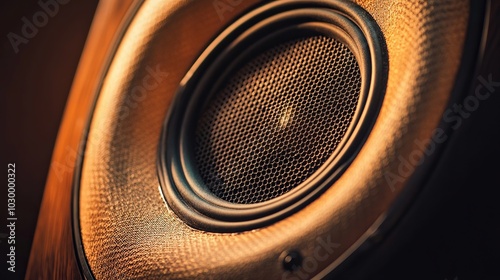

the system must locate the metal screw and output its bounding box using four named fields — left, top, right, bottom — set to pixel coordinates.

left=281, top=250, right=302, bottom=271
